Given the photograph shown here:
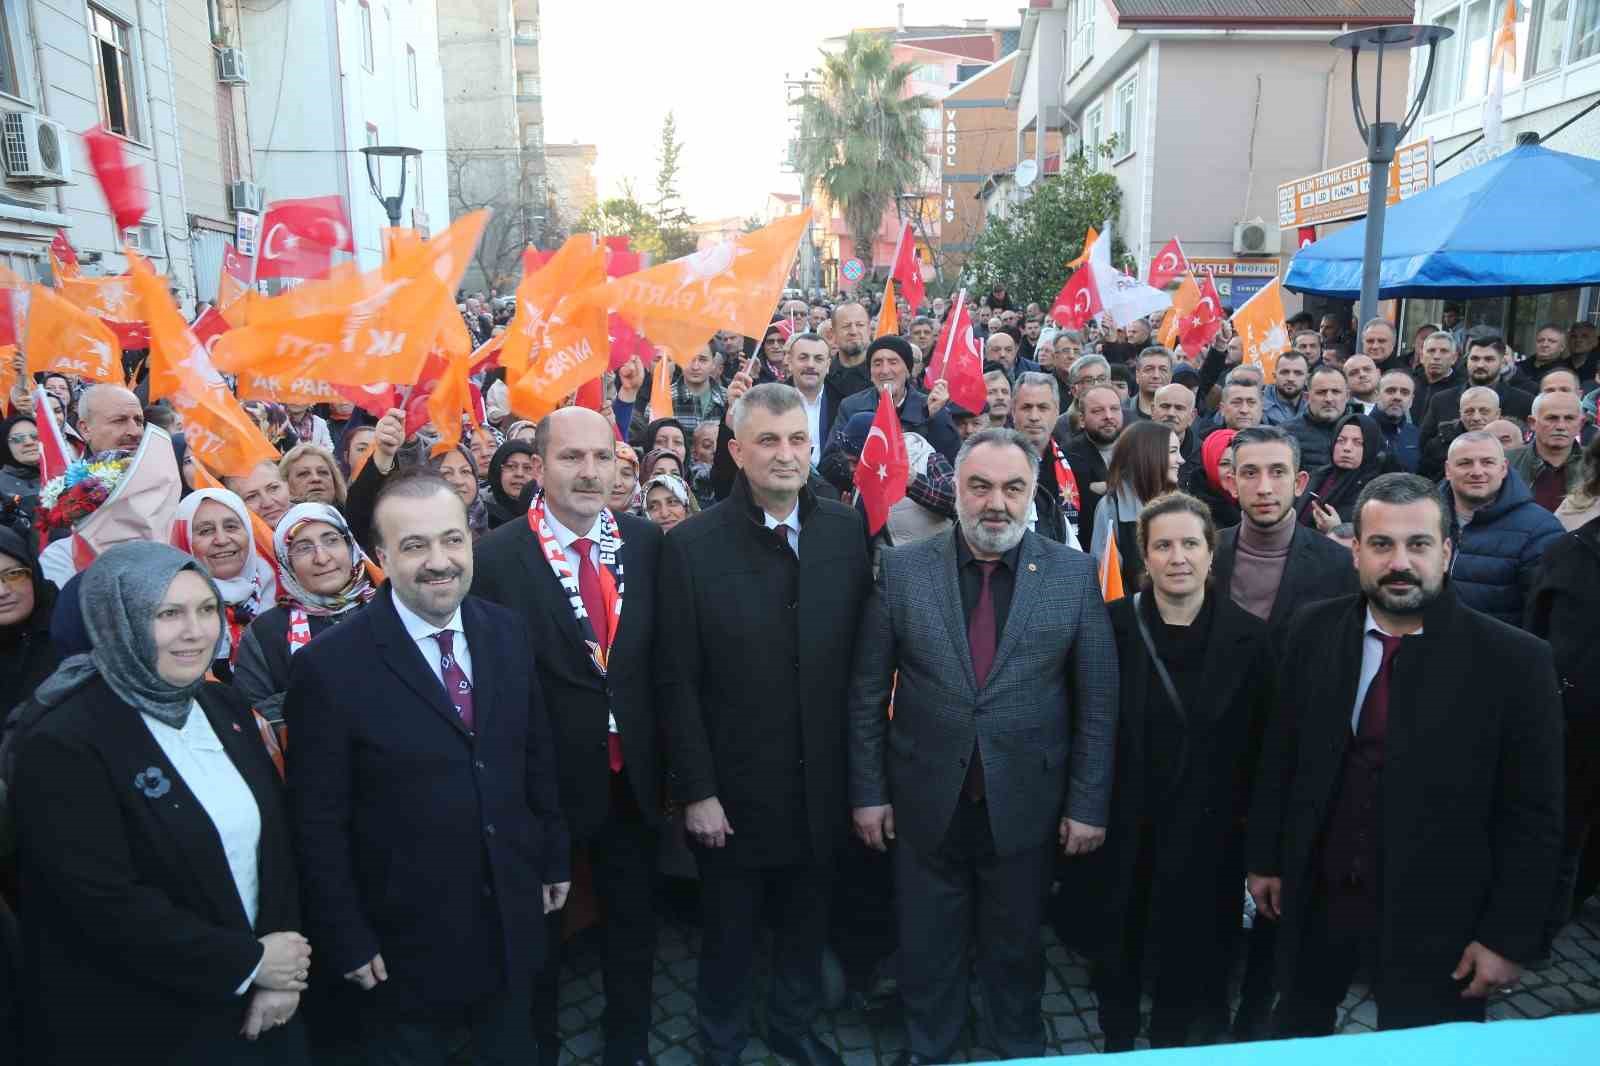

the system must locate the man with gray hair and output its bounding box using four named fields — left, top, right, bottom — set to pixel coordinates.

left=76, top=384, right=147, bottom=453
left=1420, top=385, right=1502, bottom=480
left=1010, top=371, right=1074, bottom=544
left=849, top=426, right=1116, bottom=1065
left=658, top=381, right=871, bottom=1066
left=1410, top=331, right=1464, bottom=422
